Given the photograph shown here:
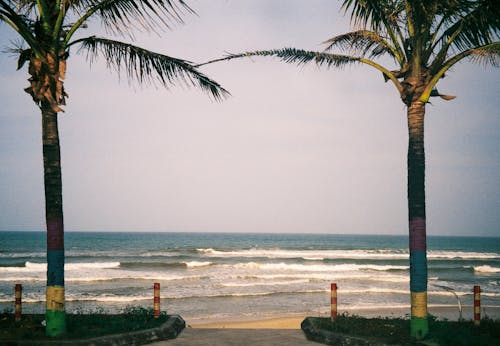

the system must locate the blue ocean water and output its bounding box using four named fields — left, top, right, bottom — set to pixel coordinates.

left=0, top=231, right=499, bottom=322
